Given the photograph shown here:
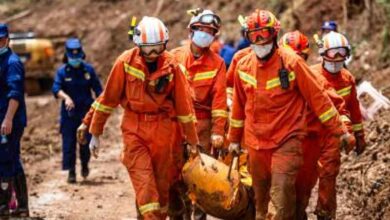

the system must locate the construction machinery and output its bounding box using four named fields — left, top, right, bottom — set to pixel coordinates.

left=9, top=32, right=55, bottom=95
